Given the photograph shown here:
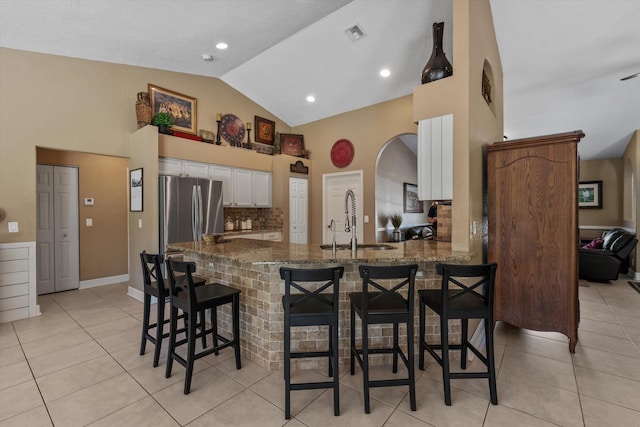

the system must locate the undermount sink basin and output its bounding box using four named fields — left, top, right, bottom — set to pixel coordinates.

left=319, top=243, right=396, bottom=251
